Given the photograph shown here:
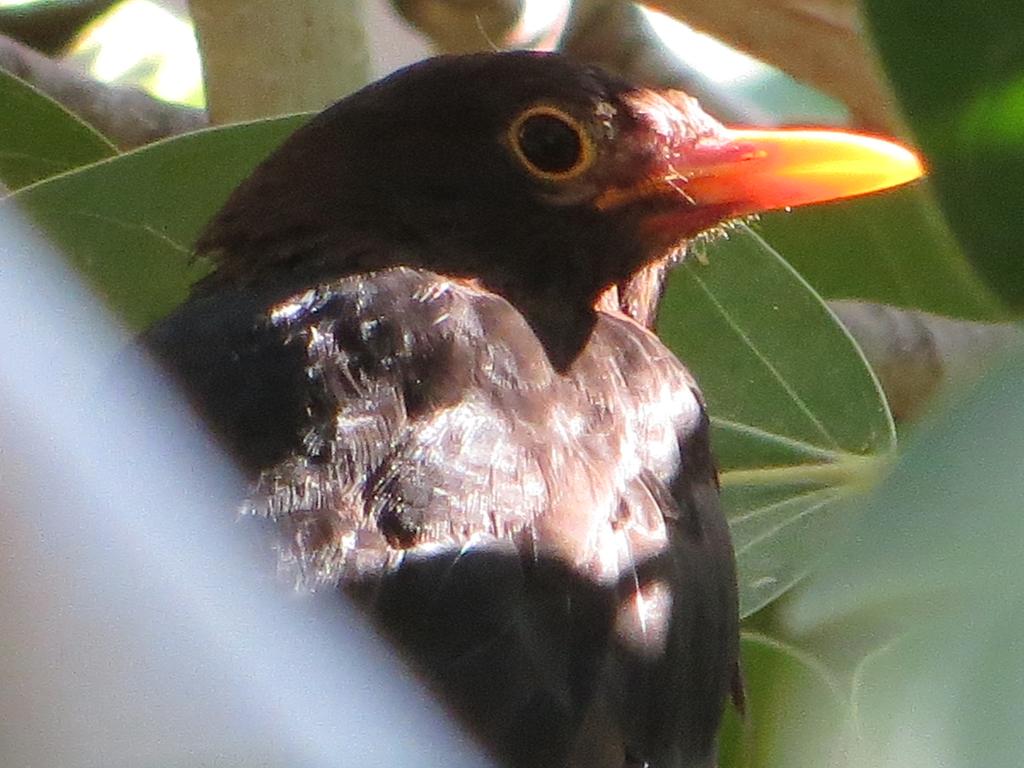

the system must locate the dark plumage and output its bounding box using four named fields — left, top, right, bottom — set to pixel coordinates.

left=143, top=52, right=921, bottom=767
